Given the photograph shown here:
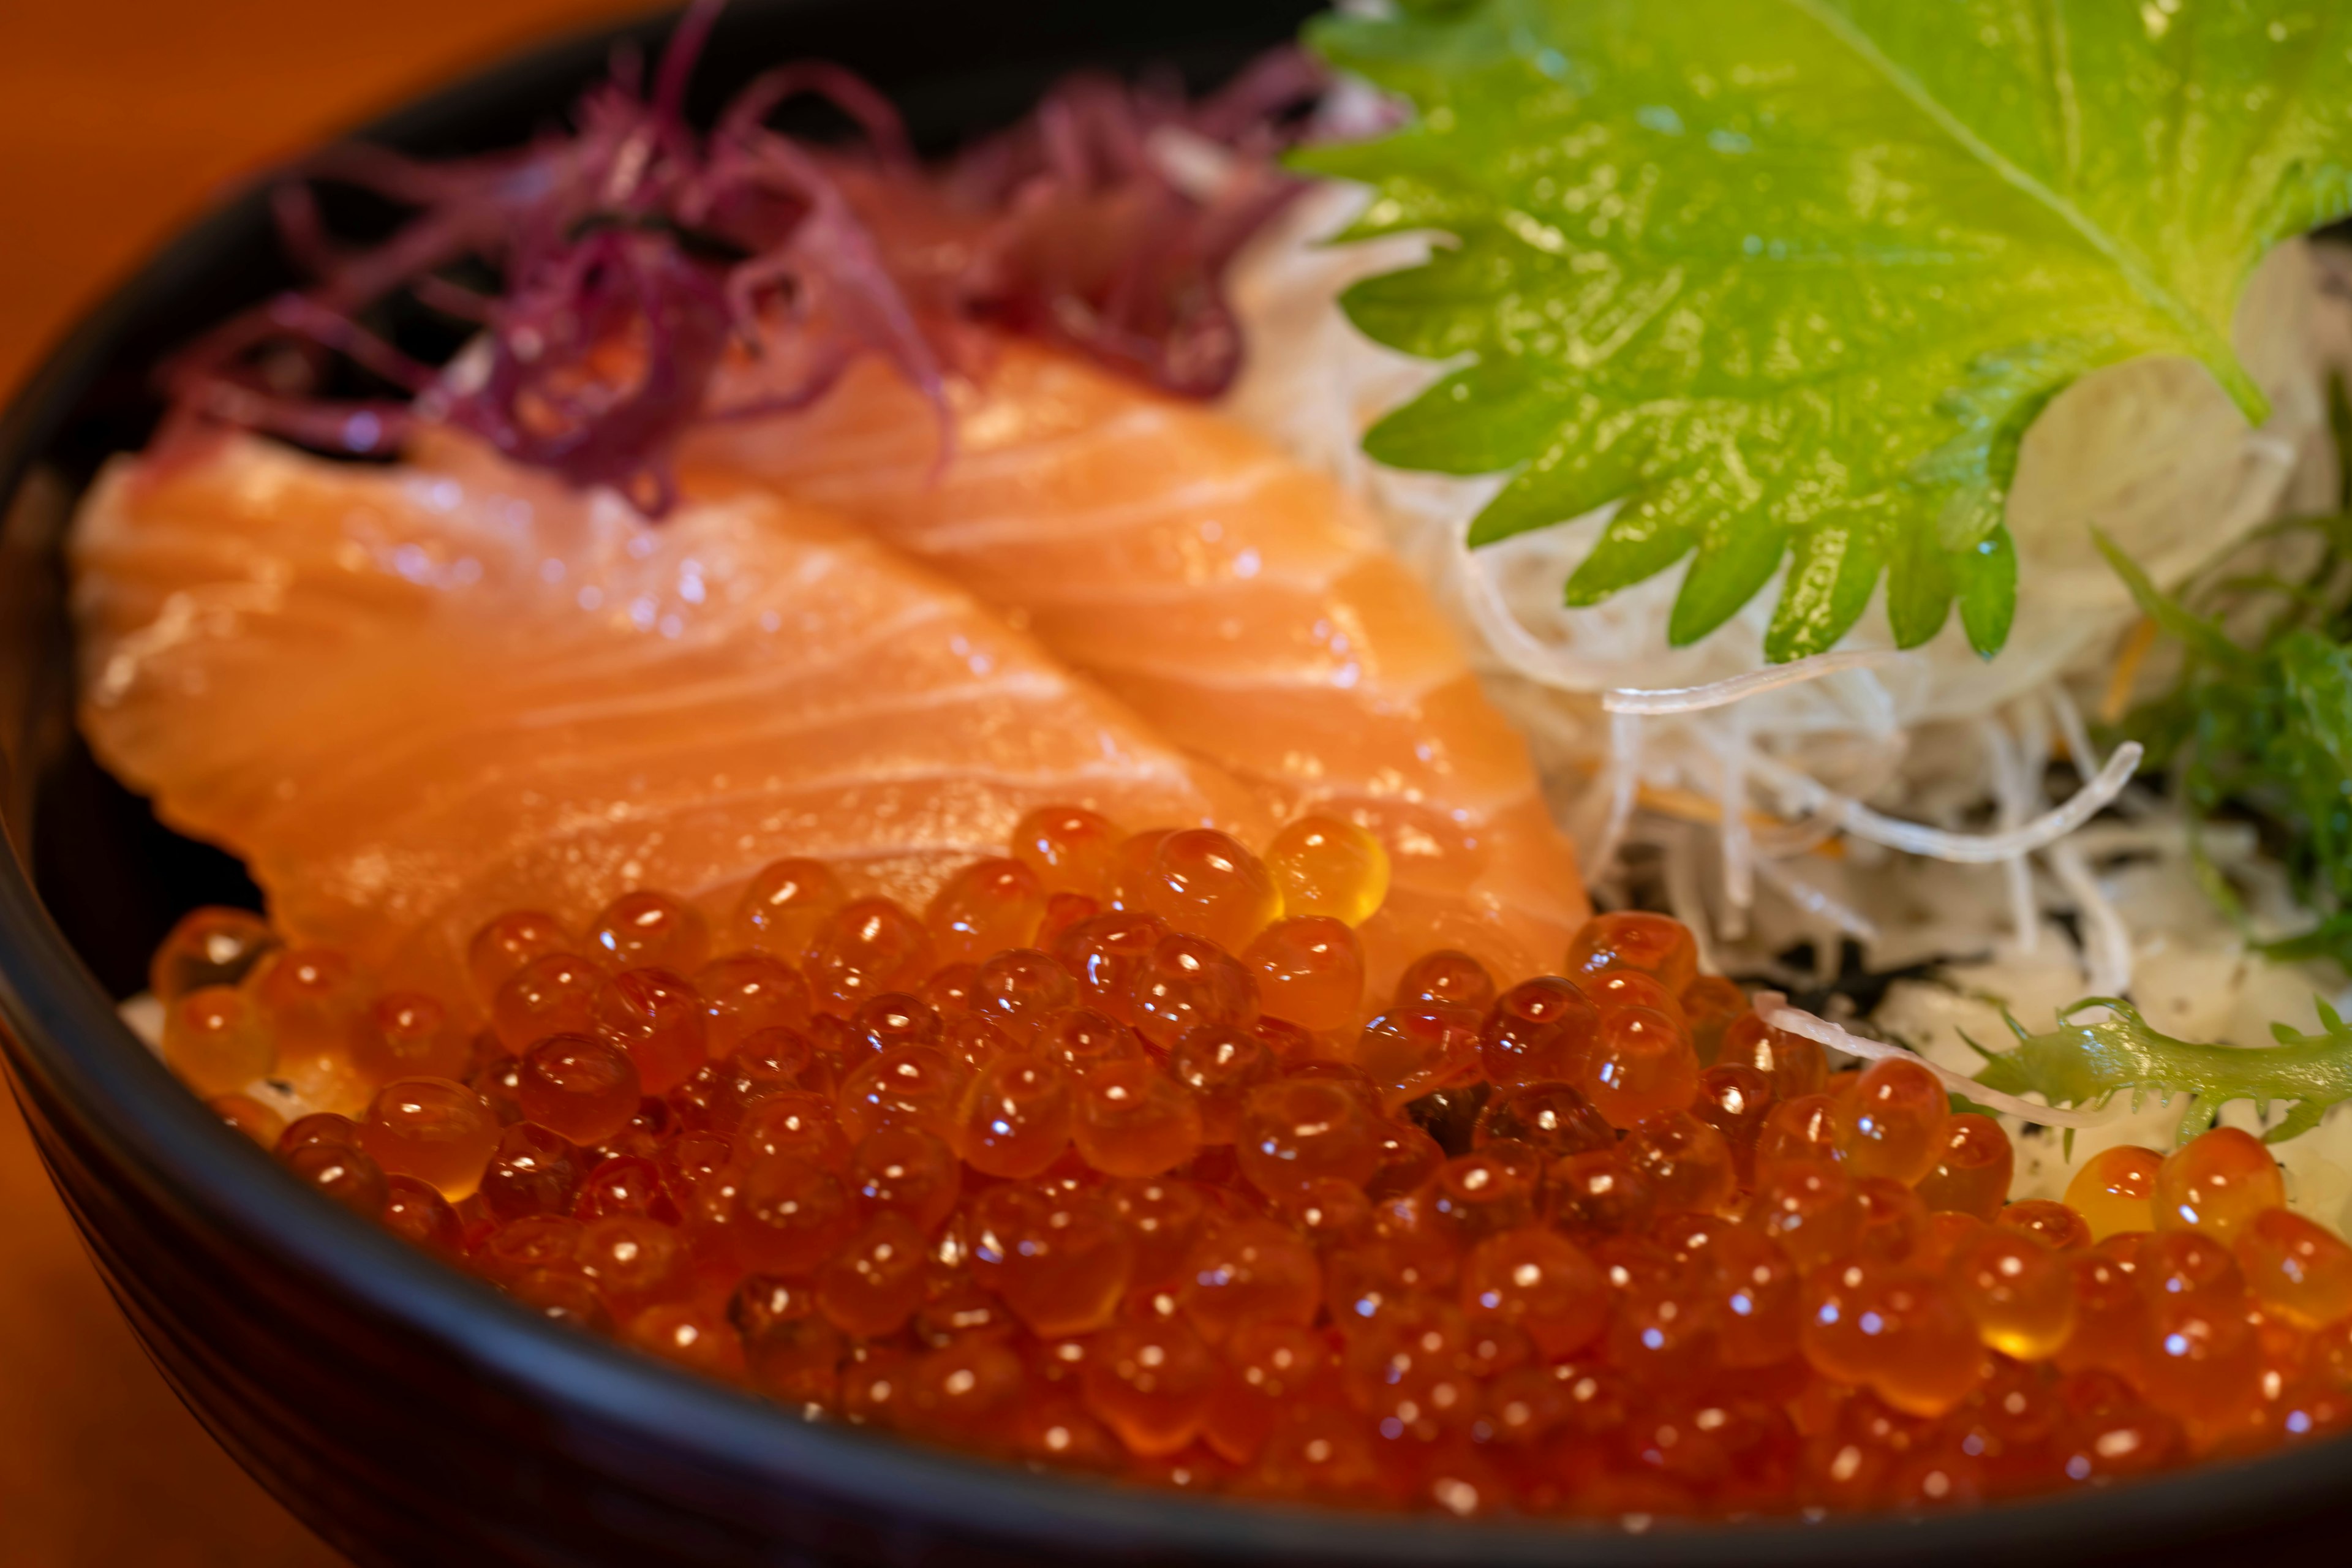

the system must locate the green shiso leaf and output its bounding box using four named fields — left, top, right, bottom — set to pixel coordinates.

left=1972, top=998, right=2352, bottom=1148
left=1301, top=0, right=2352, bottom=660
